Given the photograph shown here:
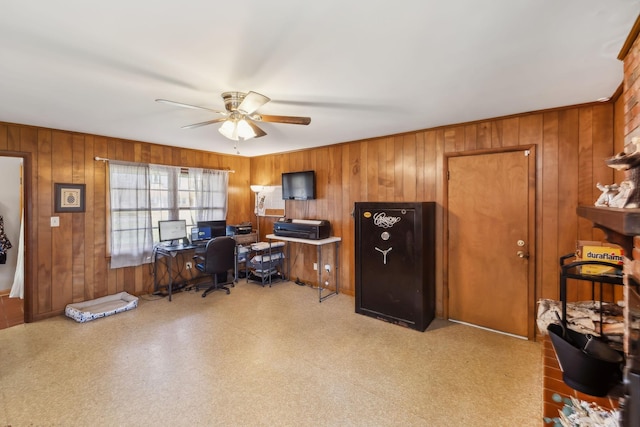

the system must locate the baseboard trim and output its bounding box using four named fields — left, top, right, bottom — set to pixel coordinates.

left=448, top=319, right=528, bottom=340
